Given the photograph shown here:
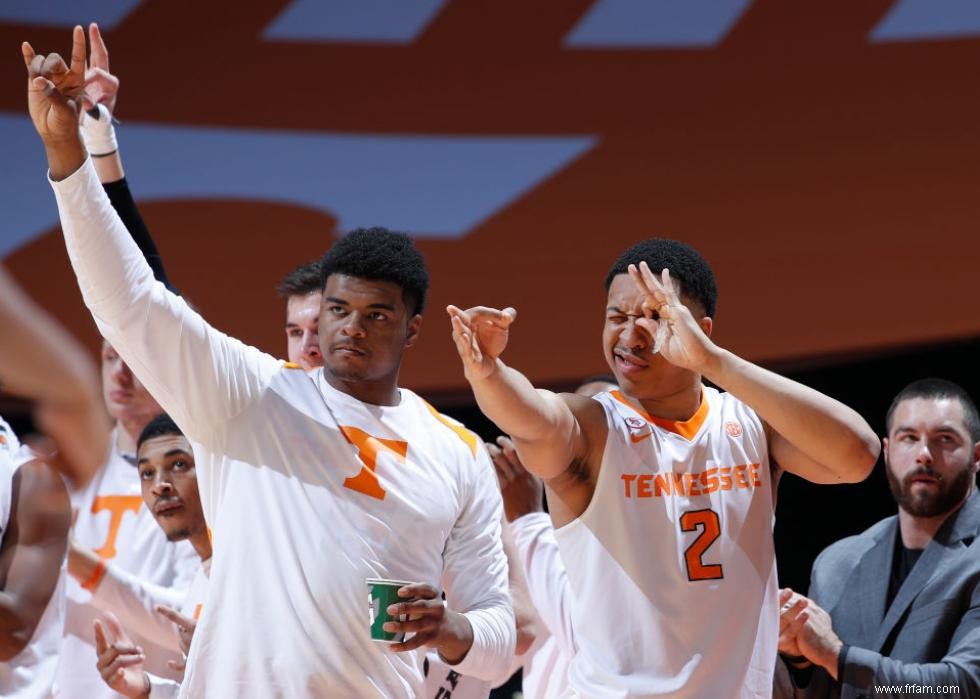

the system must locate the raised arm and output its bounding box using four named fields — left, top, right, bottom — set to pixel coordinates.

left=628, top=263, right=879, bottom=484
left=0, top=267, right=109, bottom=486
left=447, top=305, right=597, bottom=481
left=79, top=23, right=175, bottom=290
left=23, top=28, right=279, bottom=440
left=0, top=460, right=71, bottom=660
